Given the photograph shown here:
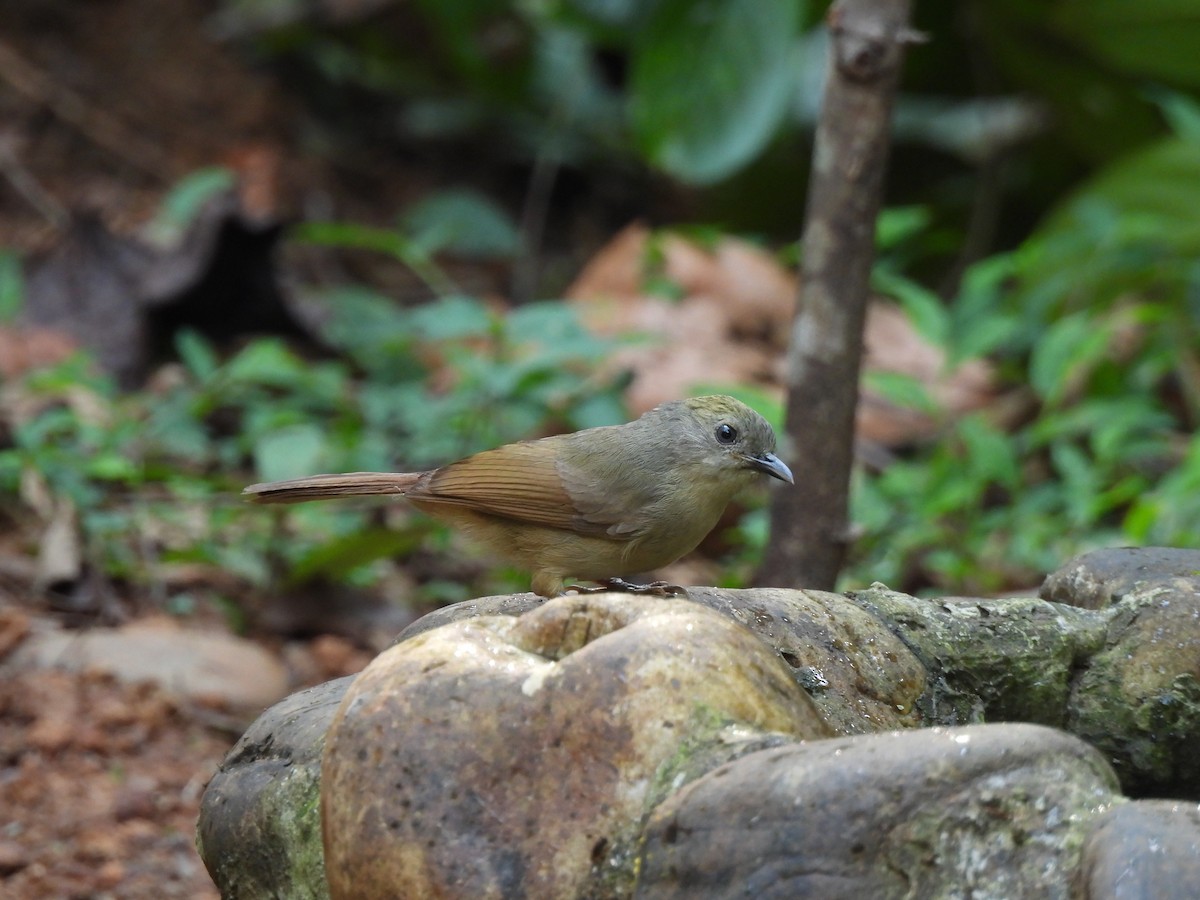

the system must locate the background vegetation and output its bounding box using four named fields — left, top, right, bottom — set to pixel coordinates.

left=3, top=0, right=1200, bottom=613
